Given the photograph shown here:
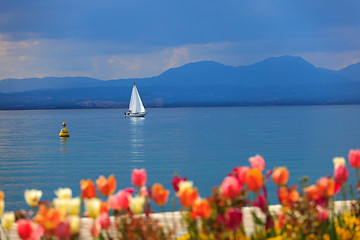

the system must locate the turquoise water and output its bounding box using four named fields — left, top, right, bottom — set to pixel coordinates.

left=0, top=105, right=360, bottom=211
